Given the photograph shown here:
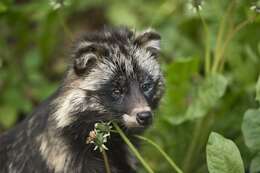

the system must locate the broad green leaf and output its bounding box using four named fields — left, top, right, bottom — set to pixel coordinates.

left=186, top=74, right=228, bottom=119
left=242, top=109, right=260, bottom=152
left=206, top=132, right=245, bottom=173
left=256, top=76, right=260, bottom=103
left=250, top=154, right=260, bottom=173
left=173, top=74, right=228, bottom=124
left=159, top=57, right=200, bottom=124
